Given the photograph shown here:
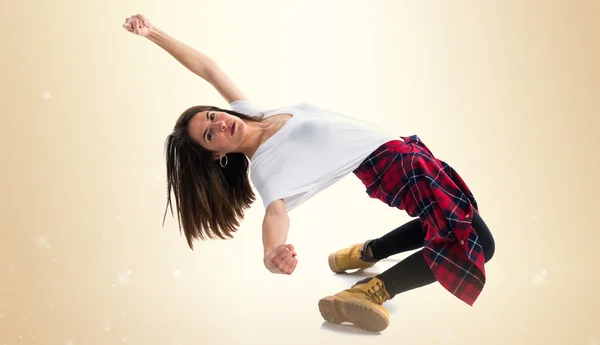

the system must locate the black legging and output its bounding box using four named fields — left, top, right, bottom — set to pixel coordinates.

left=370, top=210, right=495, bottom=299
